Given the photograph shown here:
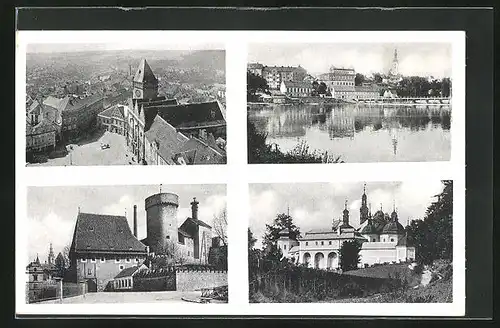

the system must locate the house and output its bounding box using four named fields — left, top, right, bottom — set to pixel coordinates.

left=280, top=81, right=313, bottom=98
left=97, top=104, right=126, bottom=135
left=112, top=264, right=148, bottom=290
left=68, top=212, right=149, bottom=292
